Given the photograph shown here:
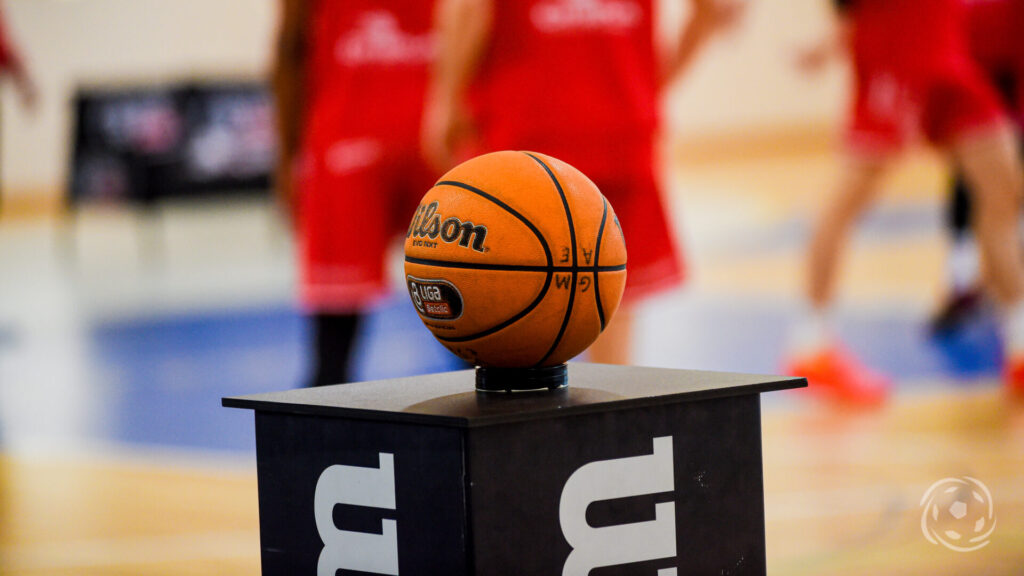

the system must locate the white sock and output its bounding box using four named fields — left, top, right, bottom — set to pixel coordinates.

left=1003, top=299, right=1024, bottom=356
left=948, top=236, right=979, bottom=293
left=789, top=306, right=832, bottom=358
